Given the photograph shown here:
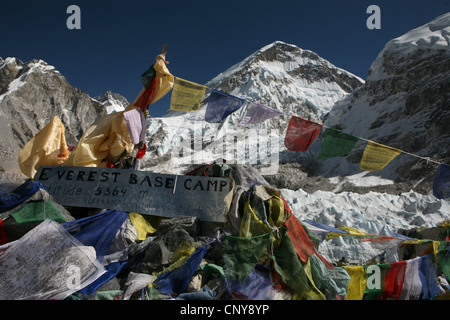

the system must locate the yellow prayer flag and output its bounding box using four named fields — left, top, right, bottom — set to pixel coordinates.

left=170, top=77, right=206, bottom=111
left=360, top=141, right=402, bottom=171
left=325, top=226, right=369, bottom=241
left=129, top=212, right=162, bottom=241
left=240, top=200, right=271, bottom=237
left=18, top=116, right=69, bottom=179
left=64, top=111, right=134, bottom=168
left=344, top=266, right=367, bottom=300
